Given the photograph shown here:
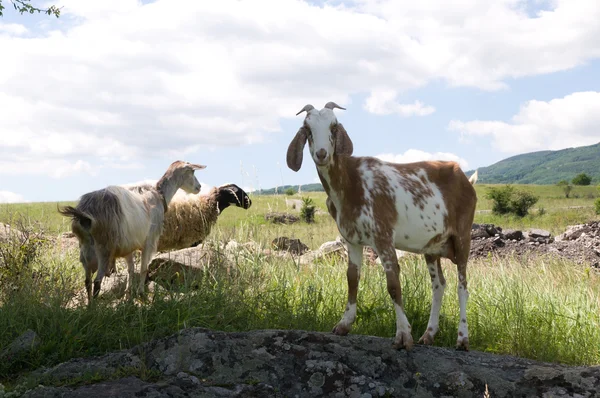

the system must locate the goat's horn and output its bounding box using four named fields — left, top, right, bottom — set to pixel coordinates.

left=296, top=104, right=315, bottom=116
left=324, top=102, right=346, bottom=111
